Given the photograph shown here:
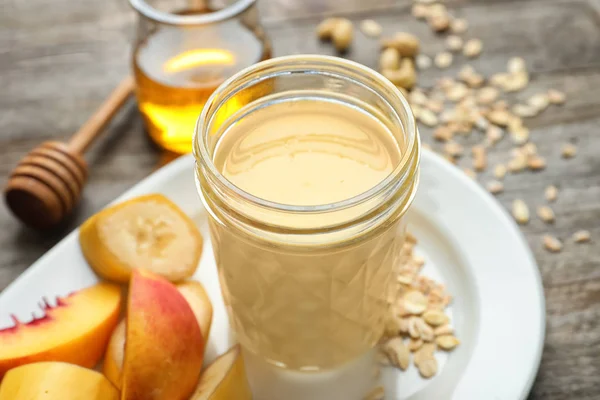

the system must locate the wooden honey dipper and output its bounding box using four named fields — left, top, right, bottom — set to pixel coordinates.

left=4, top=76, right=135, bottom=230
